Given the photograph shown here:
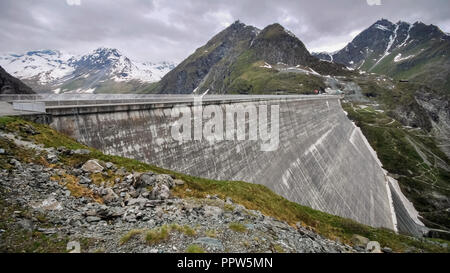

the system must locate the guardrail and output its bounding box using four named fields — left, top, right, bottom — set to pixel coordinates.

left=0, top=94, right=340, bottom=109
left=12, top=102, right=46, bottom=113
